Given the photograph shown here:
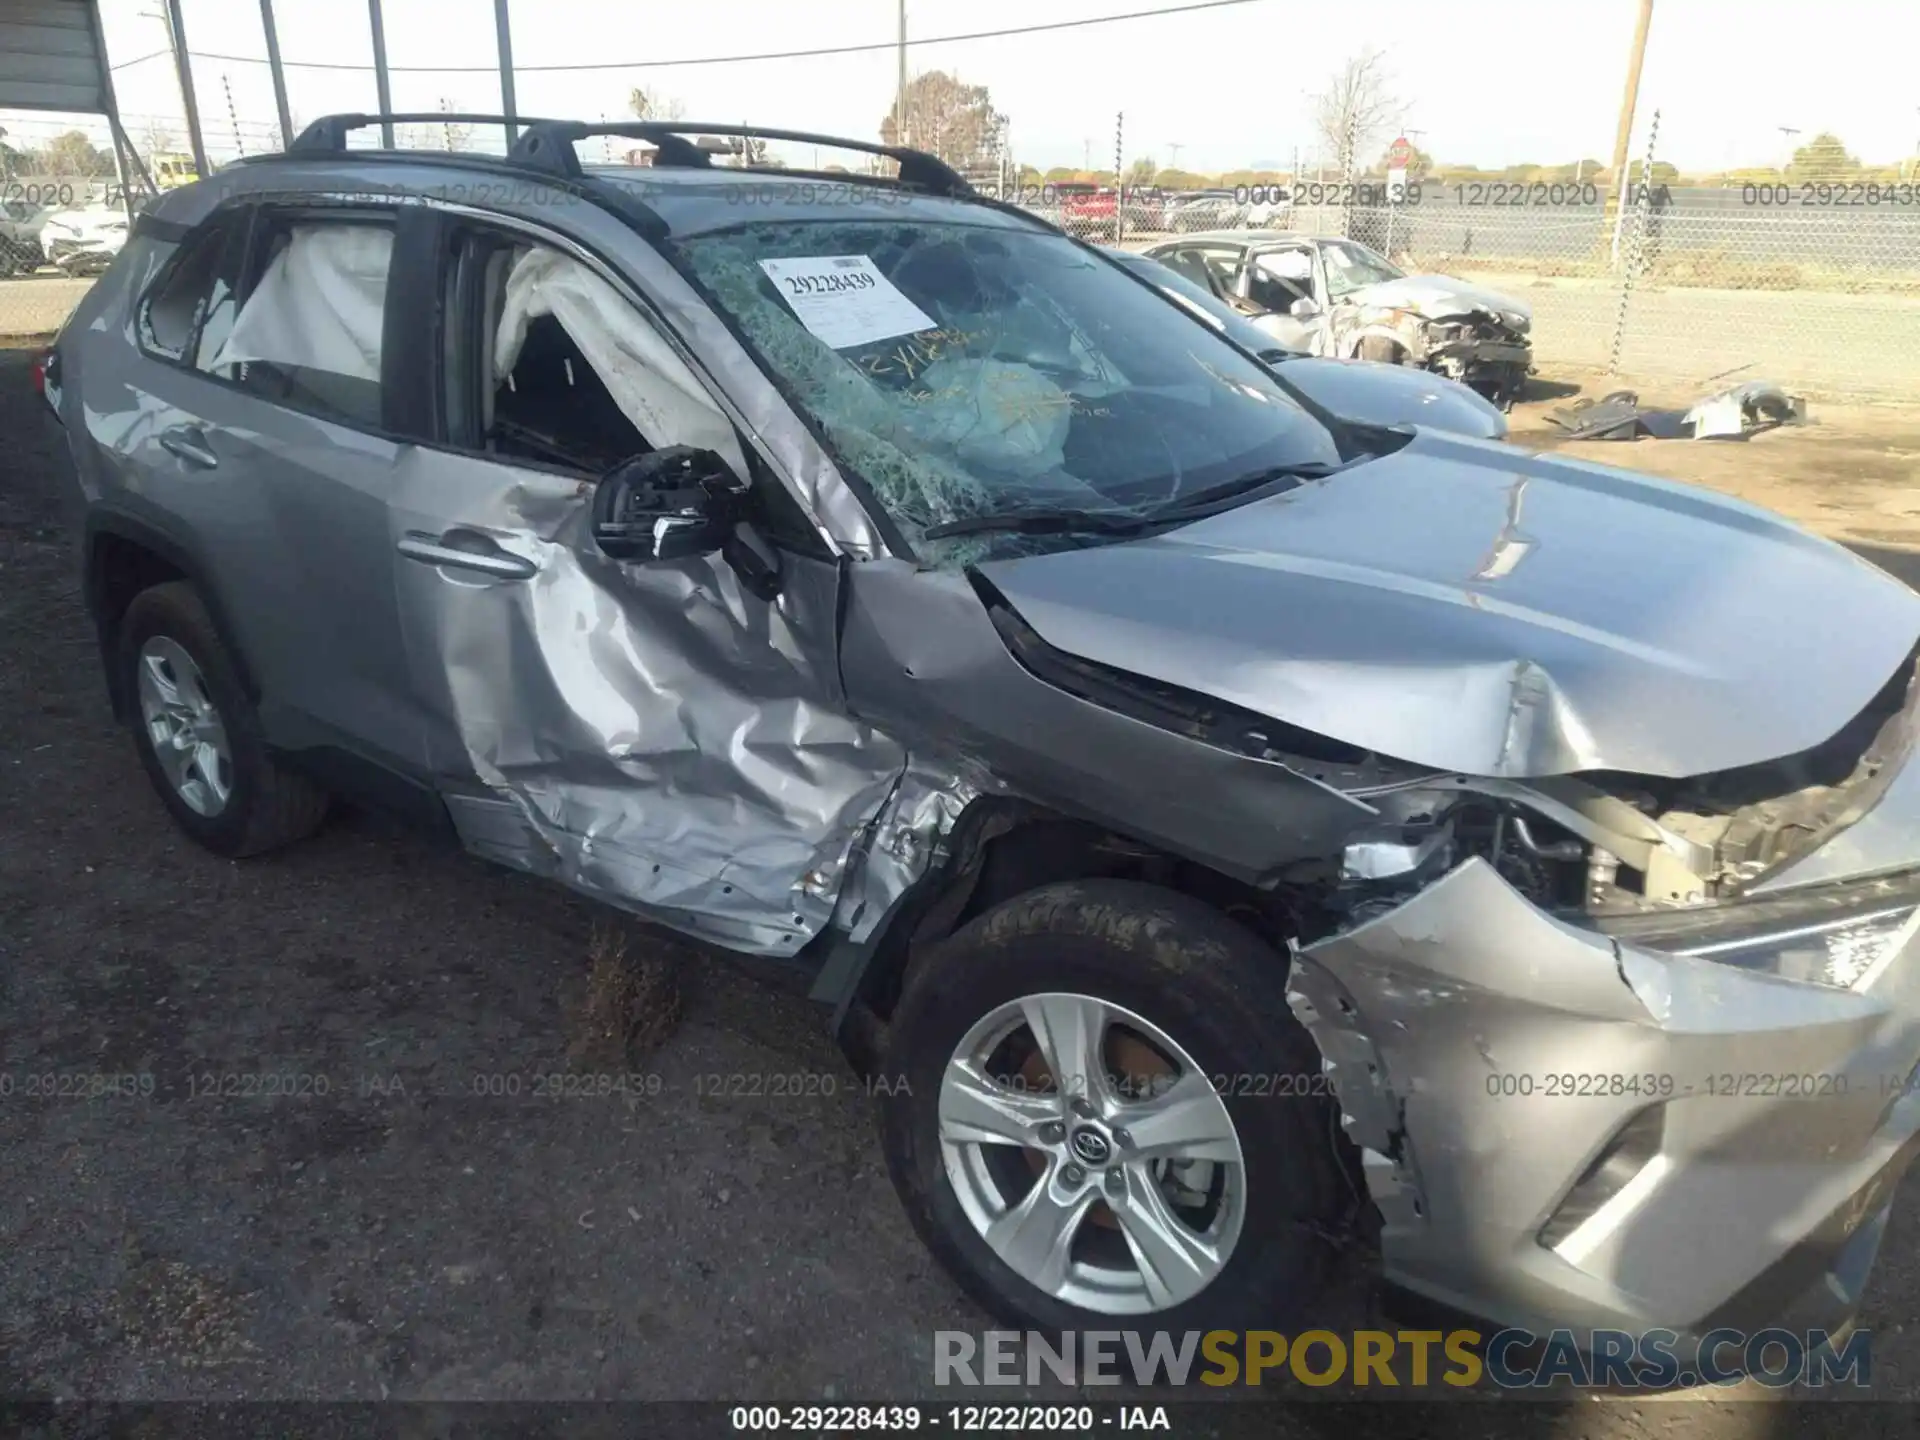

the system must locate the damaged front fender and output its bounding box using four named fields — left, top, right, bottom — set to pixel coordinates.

left=1290, top=857, right=1920, bottom=1336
